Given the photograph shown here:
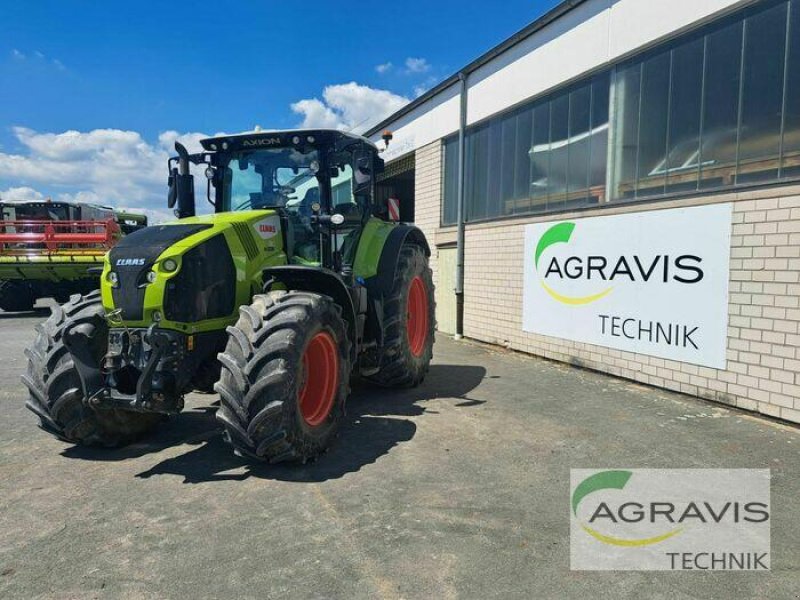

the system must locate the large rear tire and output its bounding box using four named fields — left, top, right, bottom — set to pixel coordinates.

left=0, top=280, right=35, bottom=312
left=215, top=291, right=351, bottom=463
left=366, top=243, right=435, bottom=388
left=21, top=291, right=161, bottom=446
